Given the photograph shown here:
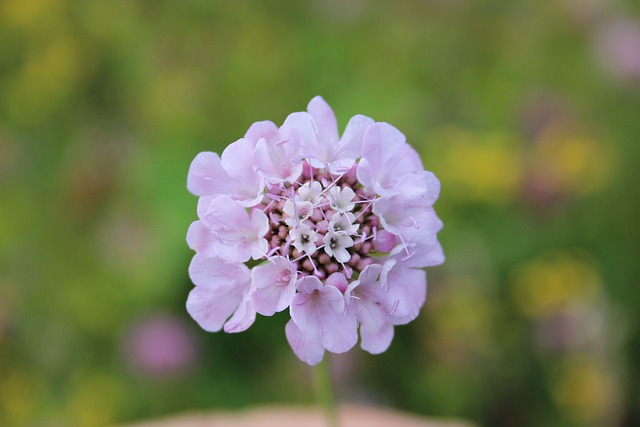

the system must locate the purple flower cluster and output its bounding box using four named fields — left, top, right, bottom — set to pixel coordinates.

left=186, top=97, right=443, bottom=365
